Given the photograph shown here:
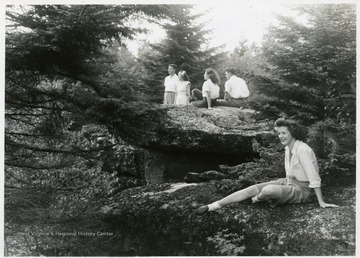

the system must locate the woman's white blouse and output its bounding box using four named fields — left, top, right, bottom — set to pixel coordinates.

left=202, top=79, right=220, bottom=99
left=285, top=140, right=321, bottom=188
